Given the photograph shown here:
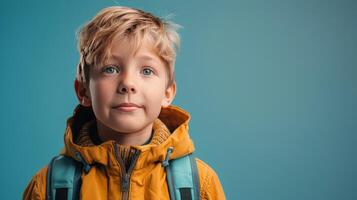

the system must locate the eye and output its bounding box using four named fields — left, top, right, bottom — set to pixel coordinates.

left=142, top=67, right=154, bottom=76
left=102, top=66, right=119, bottom=74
